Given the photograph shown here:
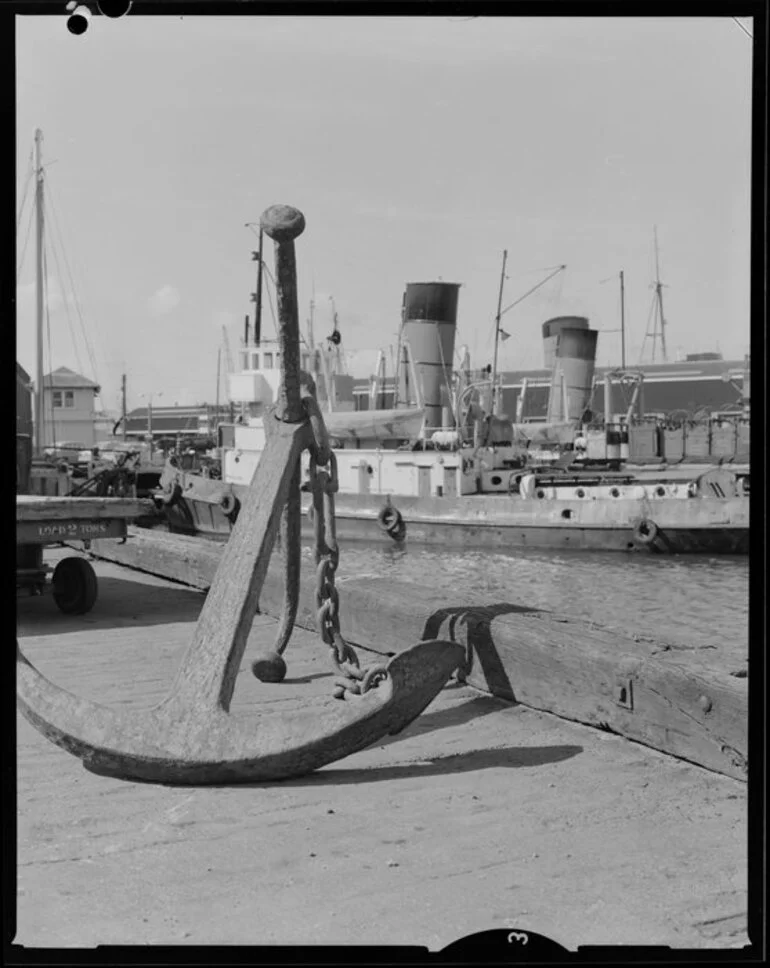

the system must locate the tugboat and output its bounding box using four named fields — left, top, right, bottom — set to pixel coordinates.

left=156, top=267, right=748, bottom=555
